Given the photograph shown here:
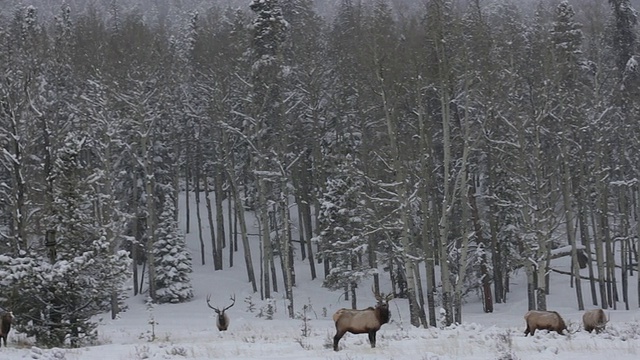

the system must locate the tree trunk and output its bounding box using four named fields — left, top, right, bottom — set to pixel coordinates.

left=576, top=176, right=598, bottom=306
left=454, top=177, right=471, bottom=324
left=302, top=193, right=316, bottom=280
left=637, top=189, right=640, bottom=307
left=225, top=166, right=257, bottom=292
left=432, top=0, right=457, bottom=326
left=299, top=156, right=317, bottom=278
left=486, top=146, right=504, bottom=304
left=132, top=228, right=139, bottom=296
left=452, top=69, right=475, bottom=324
left=296, top=196, right=307, bottom=261
left=349, top=283, right=357, bottom=310
left=203, top=176, right=218, bottom=269
left=377, top=56, right=420, bottom=327
left=194, top=166, right=206, bottom=266
left=280, top=190, right=295, bottom=318
left=132, top=172, right=140, bottom=296
left=469, top=180, right=493, bottom=312
left=7, top=104, right=28, bottom=251
left=228, top=186, right=234, bottom=268
left=602, top=186, right=617, bottom=308
left=412, top=265, right=428, bottom=327
left=561, top=143, right=584, bottom=310
left=214, top=158, right=226, bottom=268
left=142, top=132, right=157, bottom=301
left=592, top=204, right=608, bottom=308
left=416, top=80, right=437, bottom=327
left=622, top=236, right=630, bottom=310
left=257, top=177, right=274, bottom=298
left=184, top=155, right=190, bottom=234
left=527, top=266, right=536, bottom=310
left=536, top=265, right=548, bottom=310
left=110, top=290, right=119, bottom=320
